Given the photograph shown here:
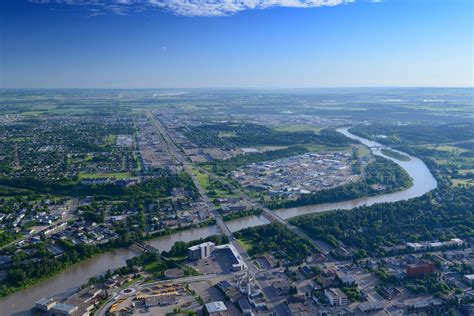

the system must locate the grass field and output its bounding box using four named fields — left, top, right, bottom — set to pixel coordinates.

left=78, top=172, right=132, bottom=180
left=452, top=179, right=473, bottom=187
left=237, top=238, right=252, bottom=252
left=355, top=144, right=371, bottom=159
left=273, top=125, right=323, bottom=133
left=426, top=145, right=468, bottom=154
left=105, top=134, right=117, bottom=146
left=458, top=169, right=474, bottom=175
left=191, top=168, right=210, bottom=190
left=218, top=131, right=237, bottom=138
left=304, top=144, right=351, bottom=153
left=381, top=148, right=410, bottom=161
